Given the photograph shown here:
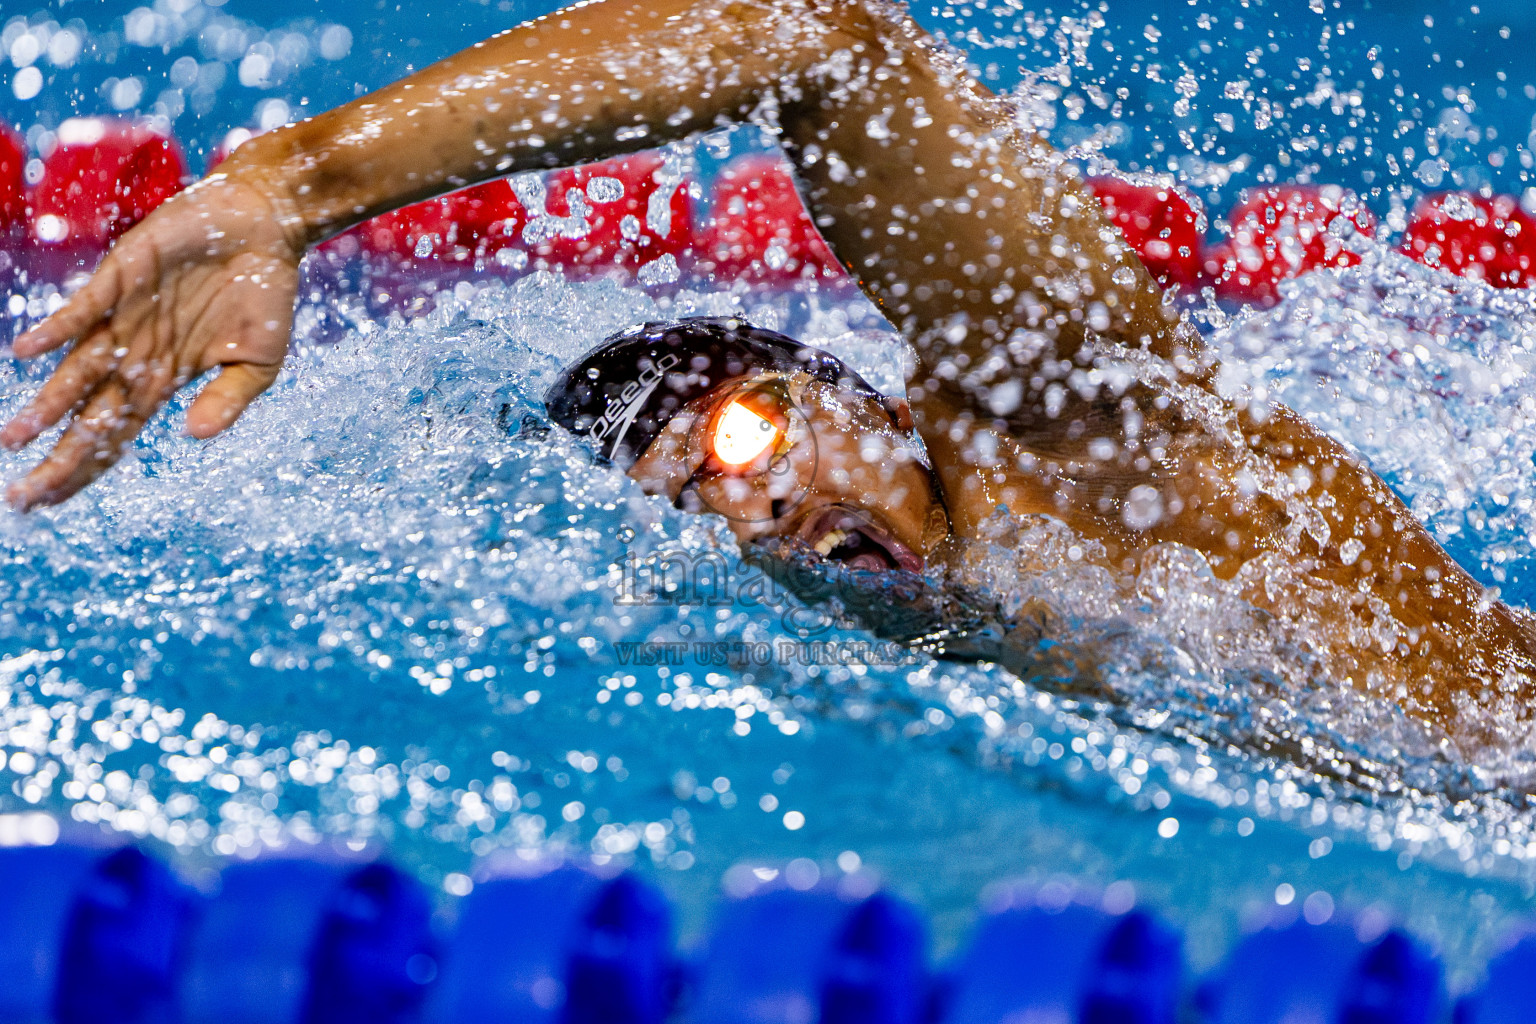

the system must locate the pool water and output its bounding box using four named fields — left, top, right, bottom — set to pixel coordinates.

left=4, top=0, right=1536, bottom=991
